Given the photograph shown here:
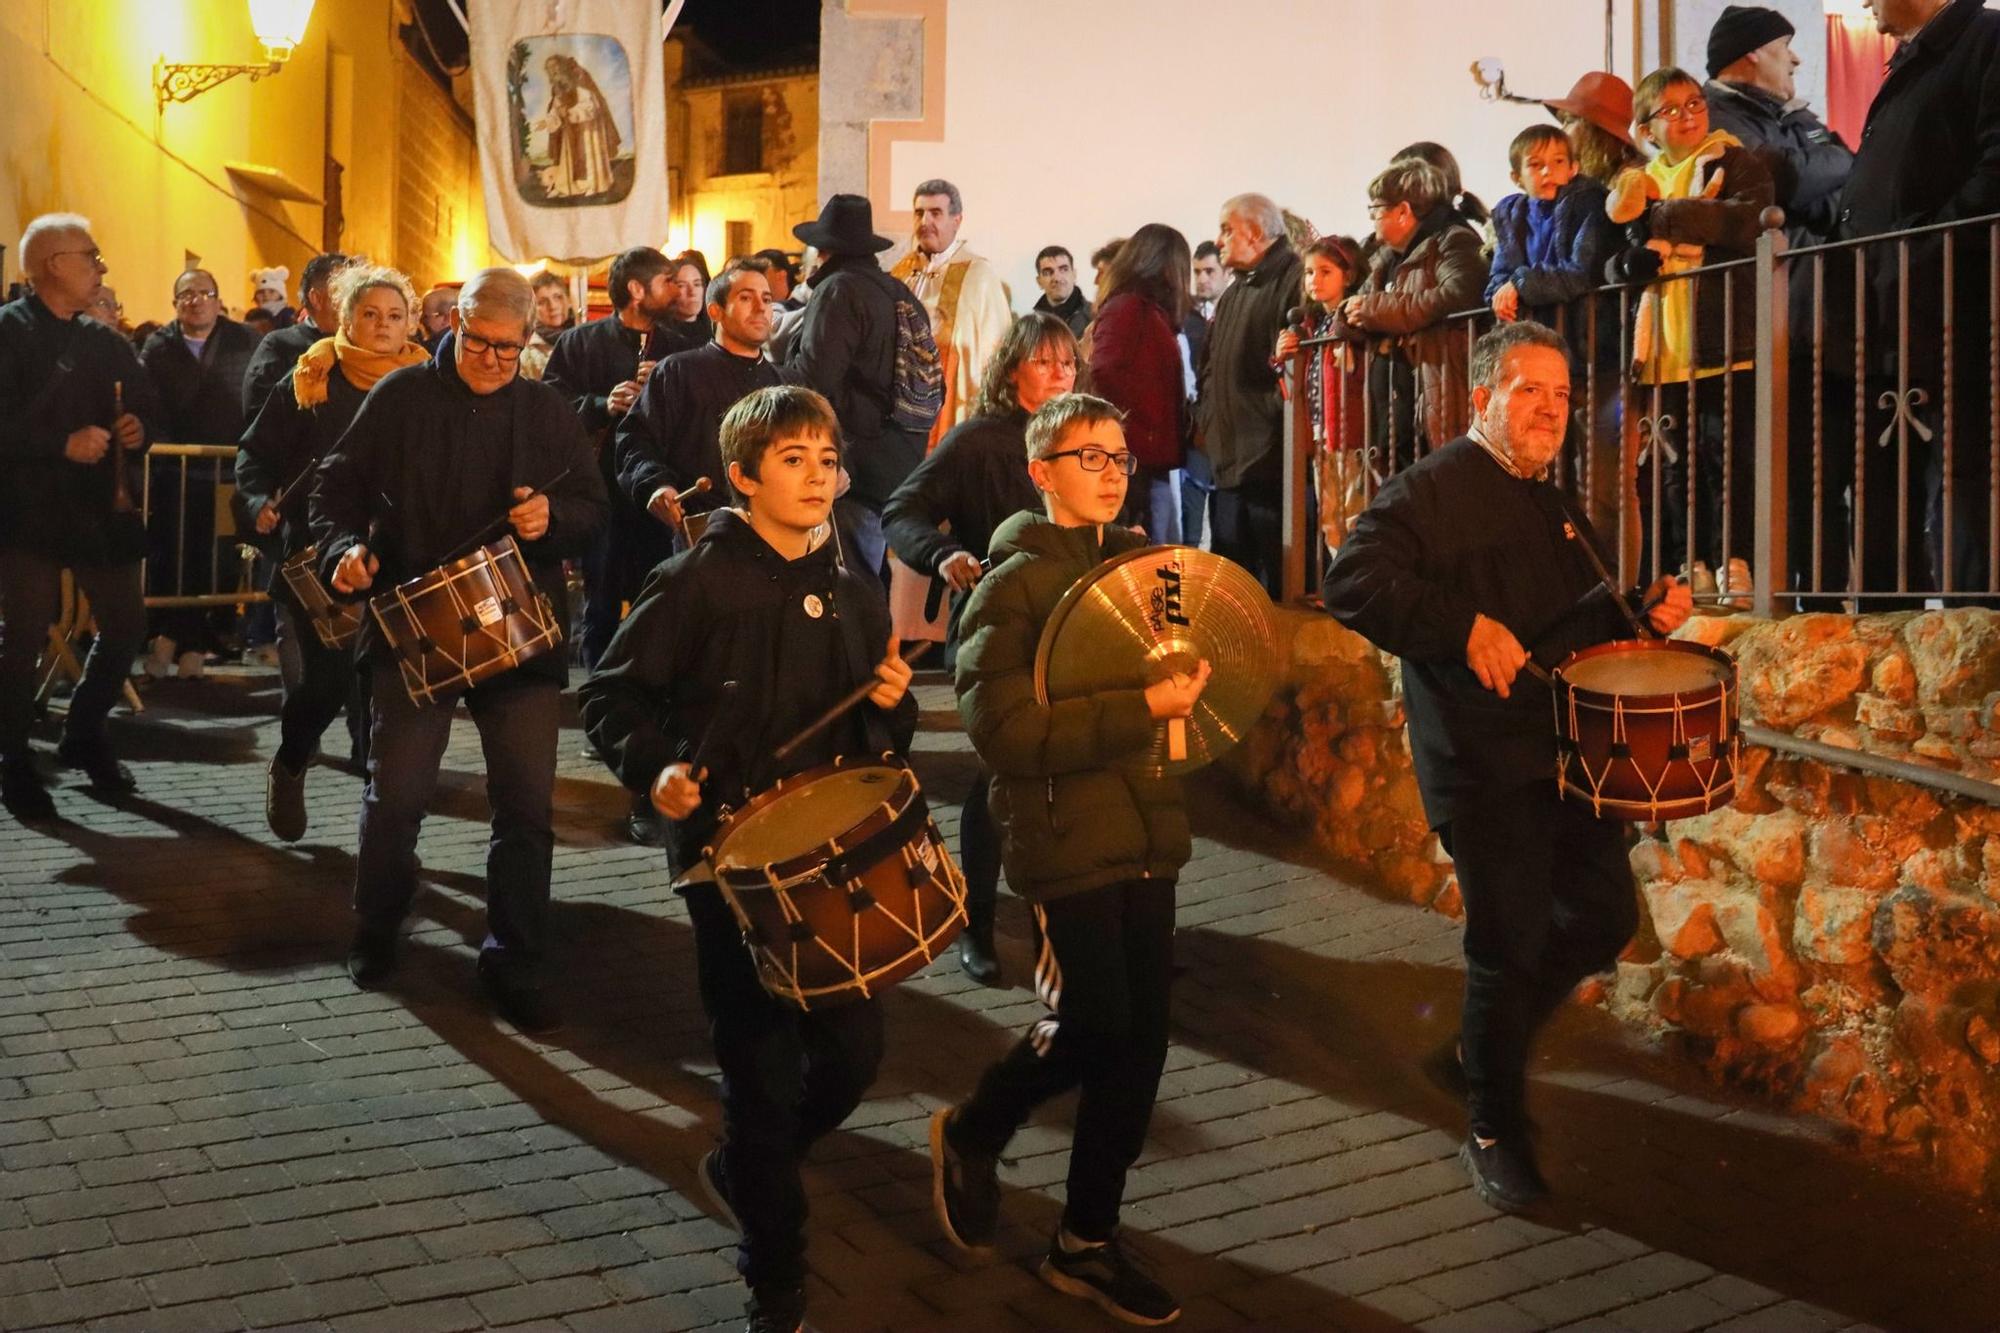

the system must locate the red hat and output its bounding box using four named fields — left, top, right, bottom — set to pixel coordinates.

left=1544, top=71, right=1636, bottom=148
